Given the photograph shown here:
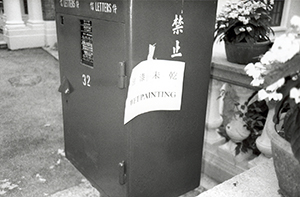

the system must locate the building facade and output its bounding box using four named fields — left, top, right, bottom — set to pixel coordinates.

left=1, top=0, right=56, bottom=50
left=0, top=0, right=299, bottom=50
